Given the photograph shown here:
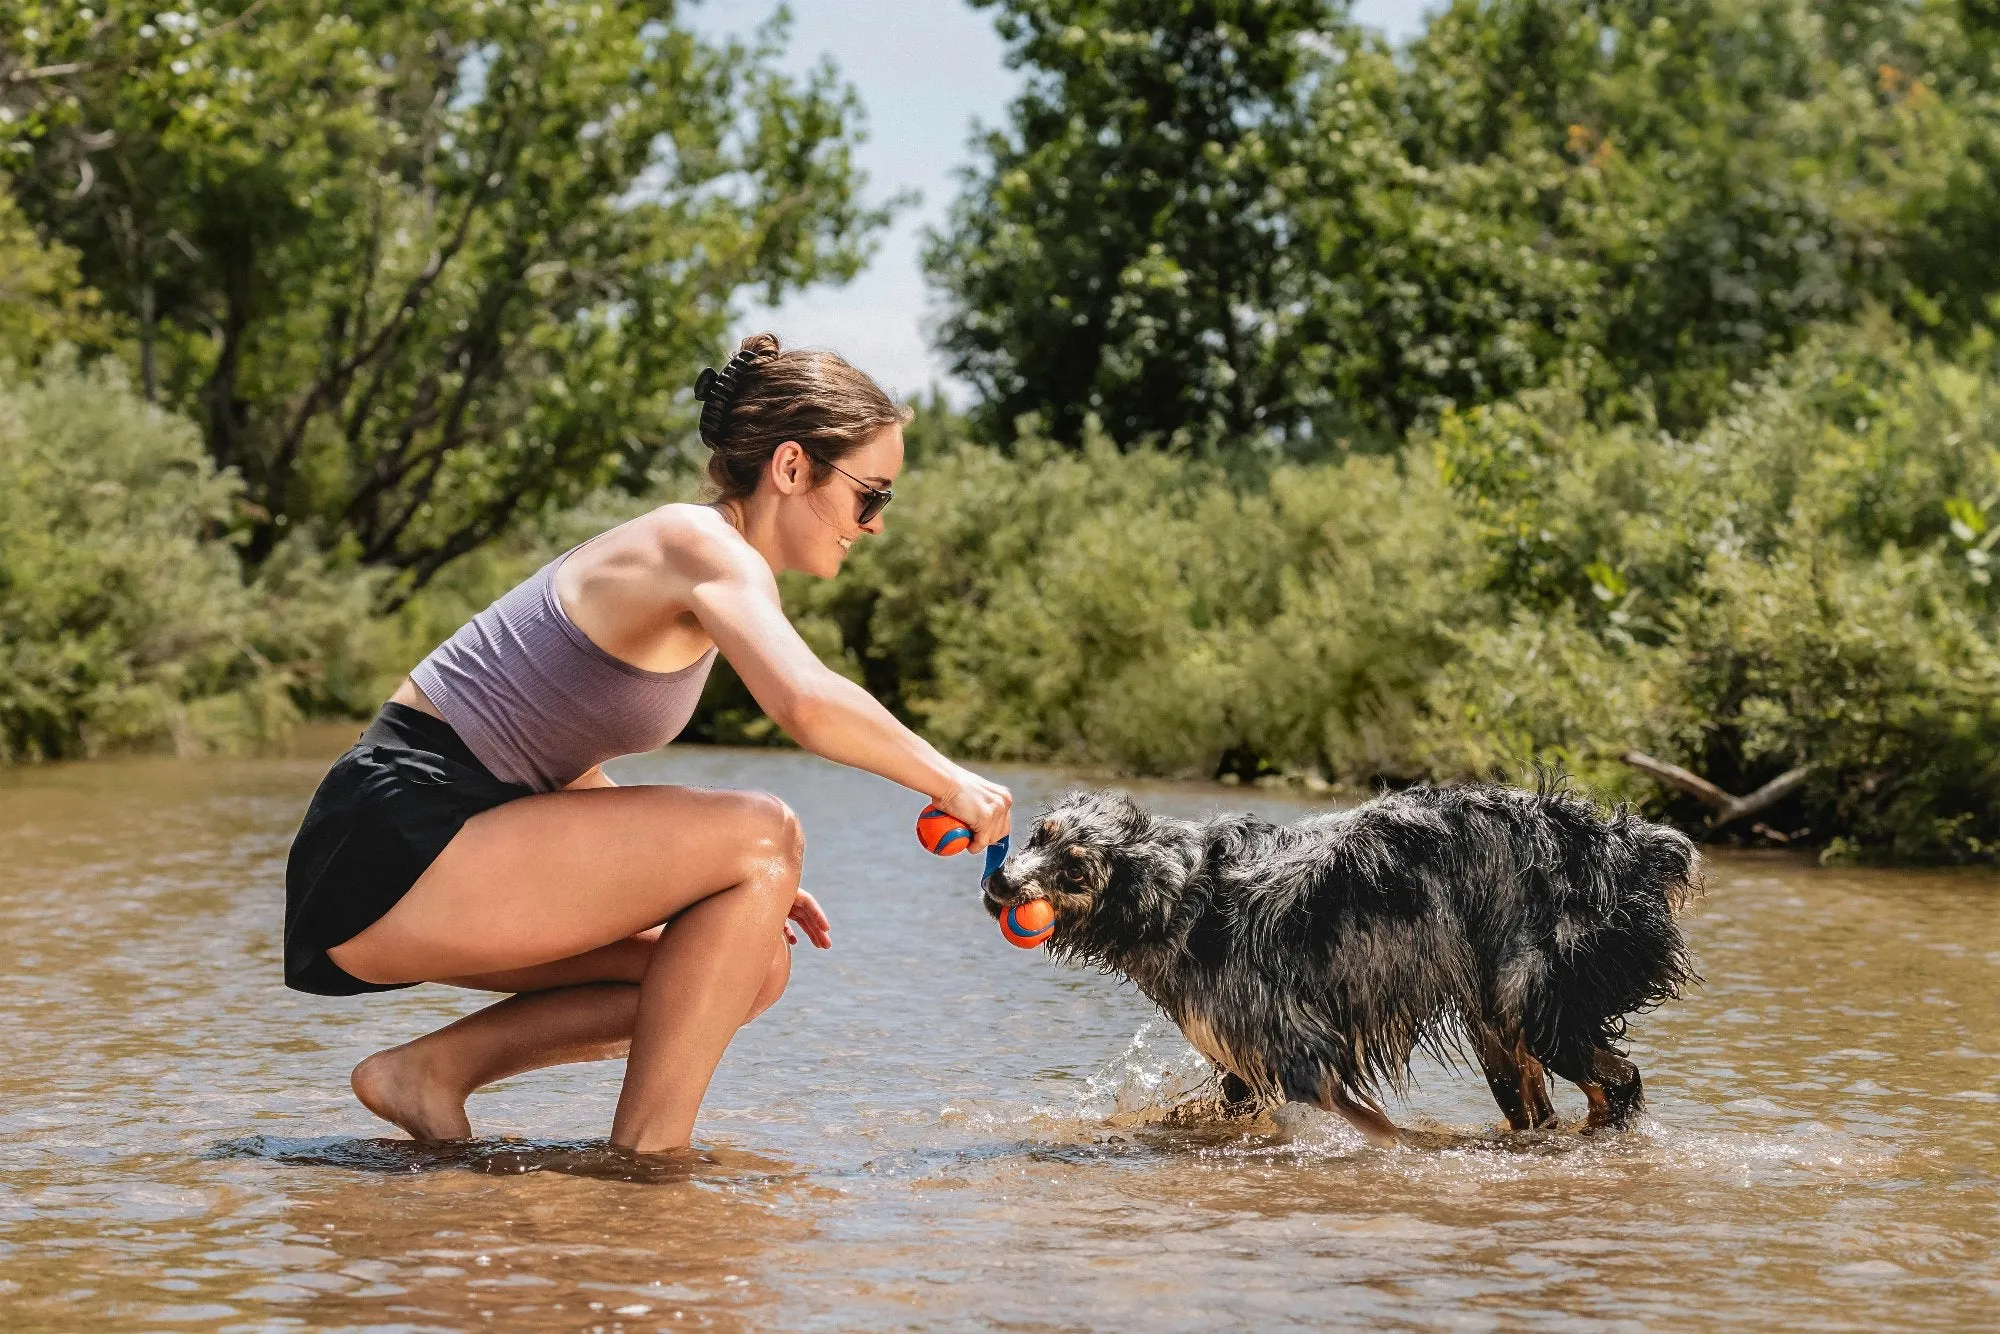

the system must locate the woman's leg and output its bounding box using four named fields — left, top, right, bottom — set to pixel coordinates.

left=328, top=784, right=805, bottom=1152
left=350, top=935, right=794, bottom=1141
